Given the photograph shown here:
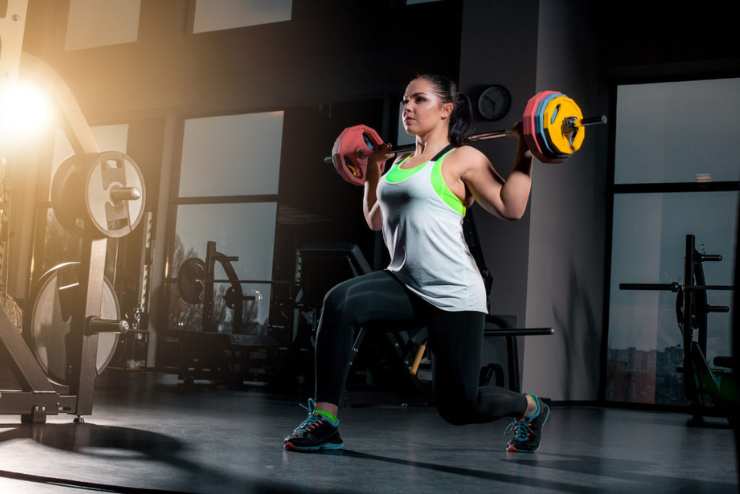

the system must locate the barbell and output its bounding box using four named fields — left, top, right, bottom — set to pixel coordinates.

left=326, top=90, right=607, bottom=186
